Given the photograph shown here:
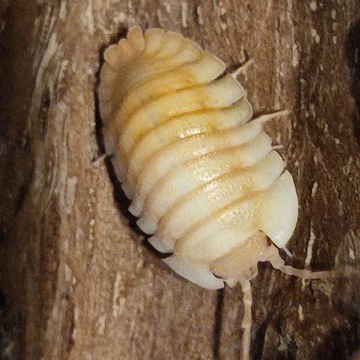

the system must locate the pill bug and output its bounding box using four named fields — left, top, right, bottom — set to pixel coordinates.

left=99, top=26, right=330, bottom=360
